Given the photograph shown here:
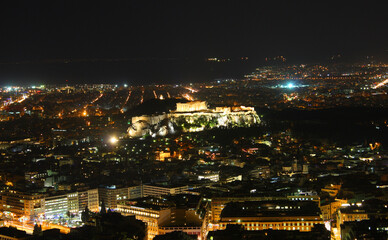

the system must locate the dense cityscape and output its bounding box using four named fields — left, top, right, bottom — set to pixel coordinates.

left=0, top=60, right=387, bottom=240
